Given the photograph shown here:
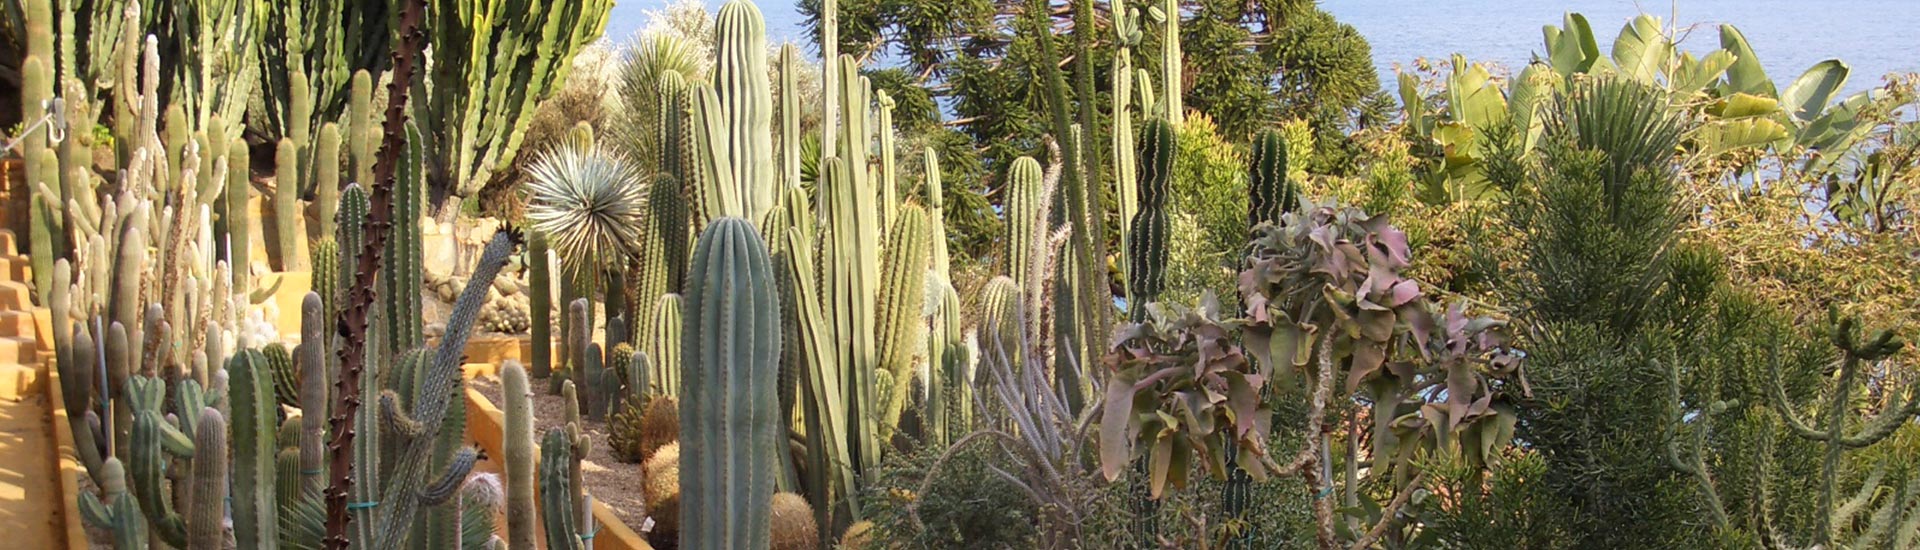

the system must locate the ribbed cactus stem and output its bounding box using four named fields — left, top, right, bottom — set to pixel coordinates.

left=818, top=155, right=882, bottom=475
left=275, top=137, right=307, bottom=270
left=1161, top=0, right=1182, bottom=125
left=383, top=122, right=426, bottom=356
left=1248, top=129, right=1294, bottom=230
left=348, top=69, right=375, bottom=187
left=1004, top=157, right=1044, bottom=288
left=80, top=458, right=150, bottom=549
left=187, top=408, right=228, bottom=549
left=316, top=122, right=342, bottom=237
left=876, top=204, right=929, bottom=433
left=127, top=376, right=191, bottom=546
left=568, top=298, right=592, bottom=413
left=586, top=342, right=607, bottom=421
left=680, top=218, right=782, bottom=549
left=540, top=427, right=583, bottom=550
left=877, top=91, right=898, bottom=232
left=779, top=44, right=802, bottom=188
left=529, top=231, right=554, bottom=379
left=647, top=294, right=683, bottom=398
left=502, top=362, right=537, bottom=550
left=1128, top=118, right=1176, bottom=320
left=693, top=0, right=776, bottom=224
left=299, top=292, right=328, bottom=494
left=228, top=134, right=253, bottom=290
left=229, top=348, right=280, bottom=548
